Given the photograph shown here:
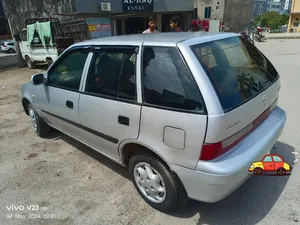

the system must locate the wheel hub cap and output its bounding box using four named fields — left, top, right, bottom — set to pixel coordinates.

left=134, top=162, right=166, bottom=203
left=29, top=108, right=37, bottom=132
